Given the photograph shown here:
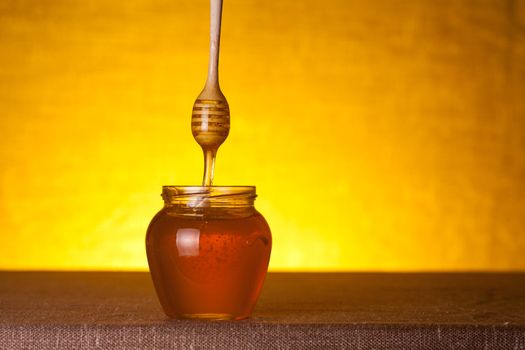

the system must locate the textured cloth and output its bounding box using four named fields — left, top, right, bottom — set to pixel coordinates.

left=1, top=272, right=525, bottom=349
